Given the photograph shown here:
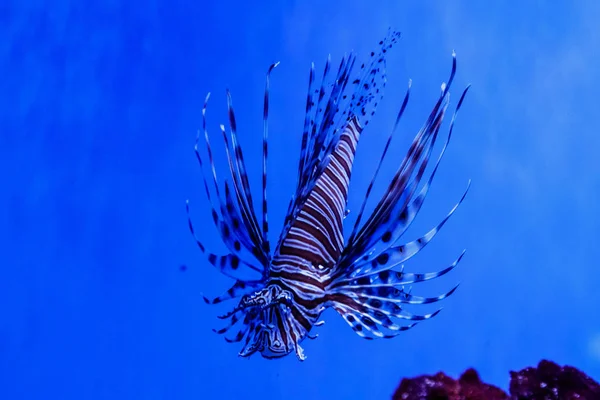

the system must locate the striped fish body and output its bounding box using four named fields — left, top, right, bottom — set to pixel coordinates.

left=186, top=30, right=471, bottom=361
left=262, top=118, right=362, bottom=358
